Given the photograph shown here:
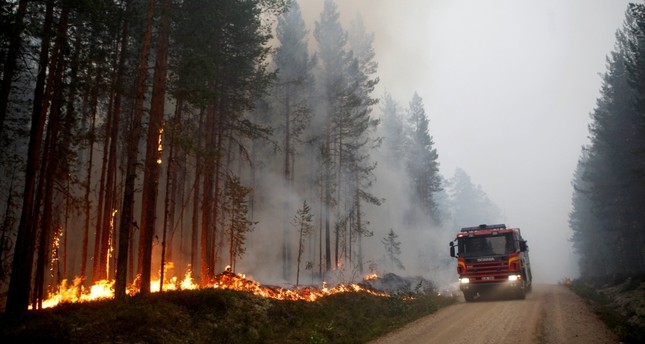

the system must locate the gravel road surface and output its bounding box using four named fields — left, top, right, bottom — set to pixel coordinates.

left=369, top=284, right=618, bottom=344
